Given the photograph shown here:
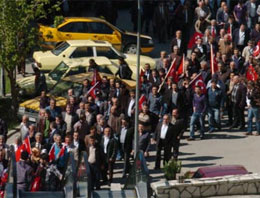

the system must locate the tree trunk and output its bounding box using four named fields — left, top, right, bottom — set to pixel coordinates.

left=7, top=69, right=18, bottom=115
